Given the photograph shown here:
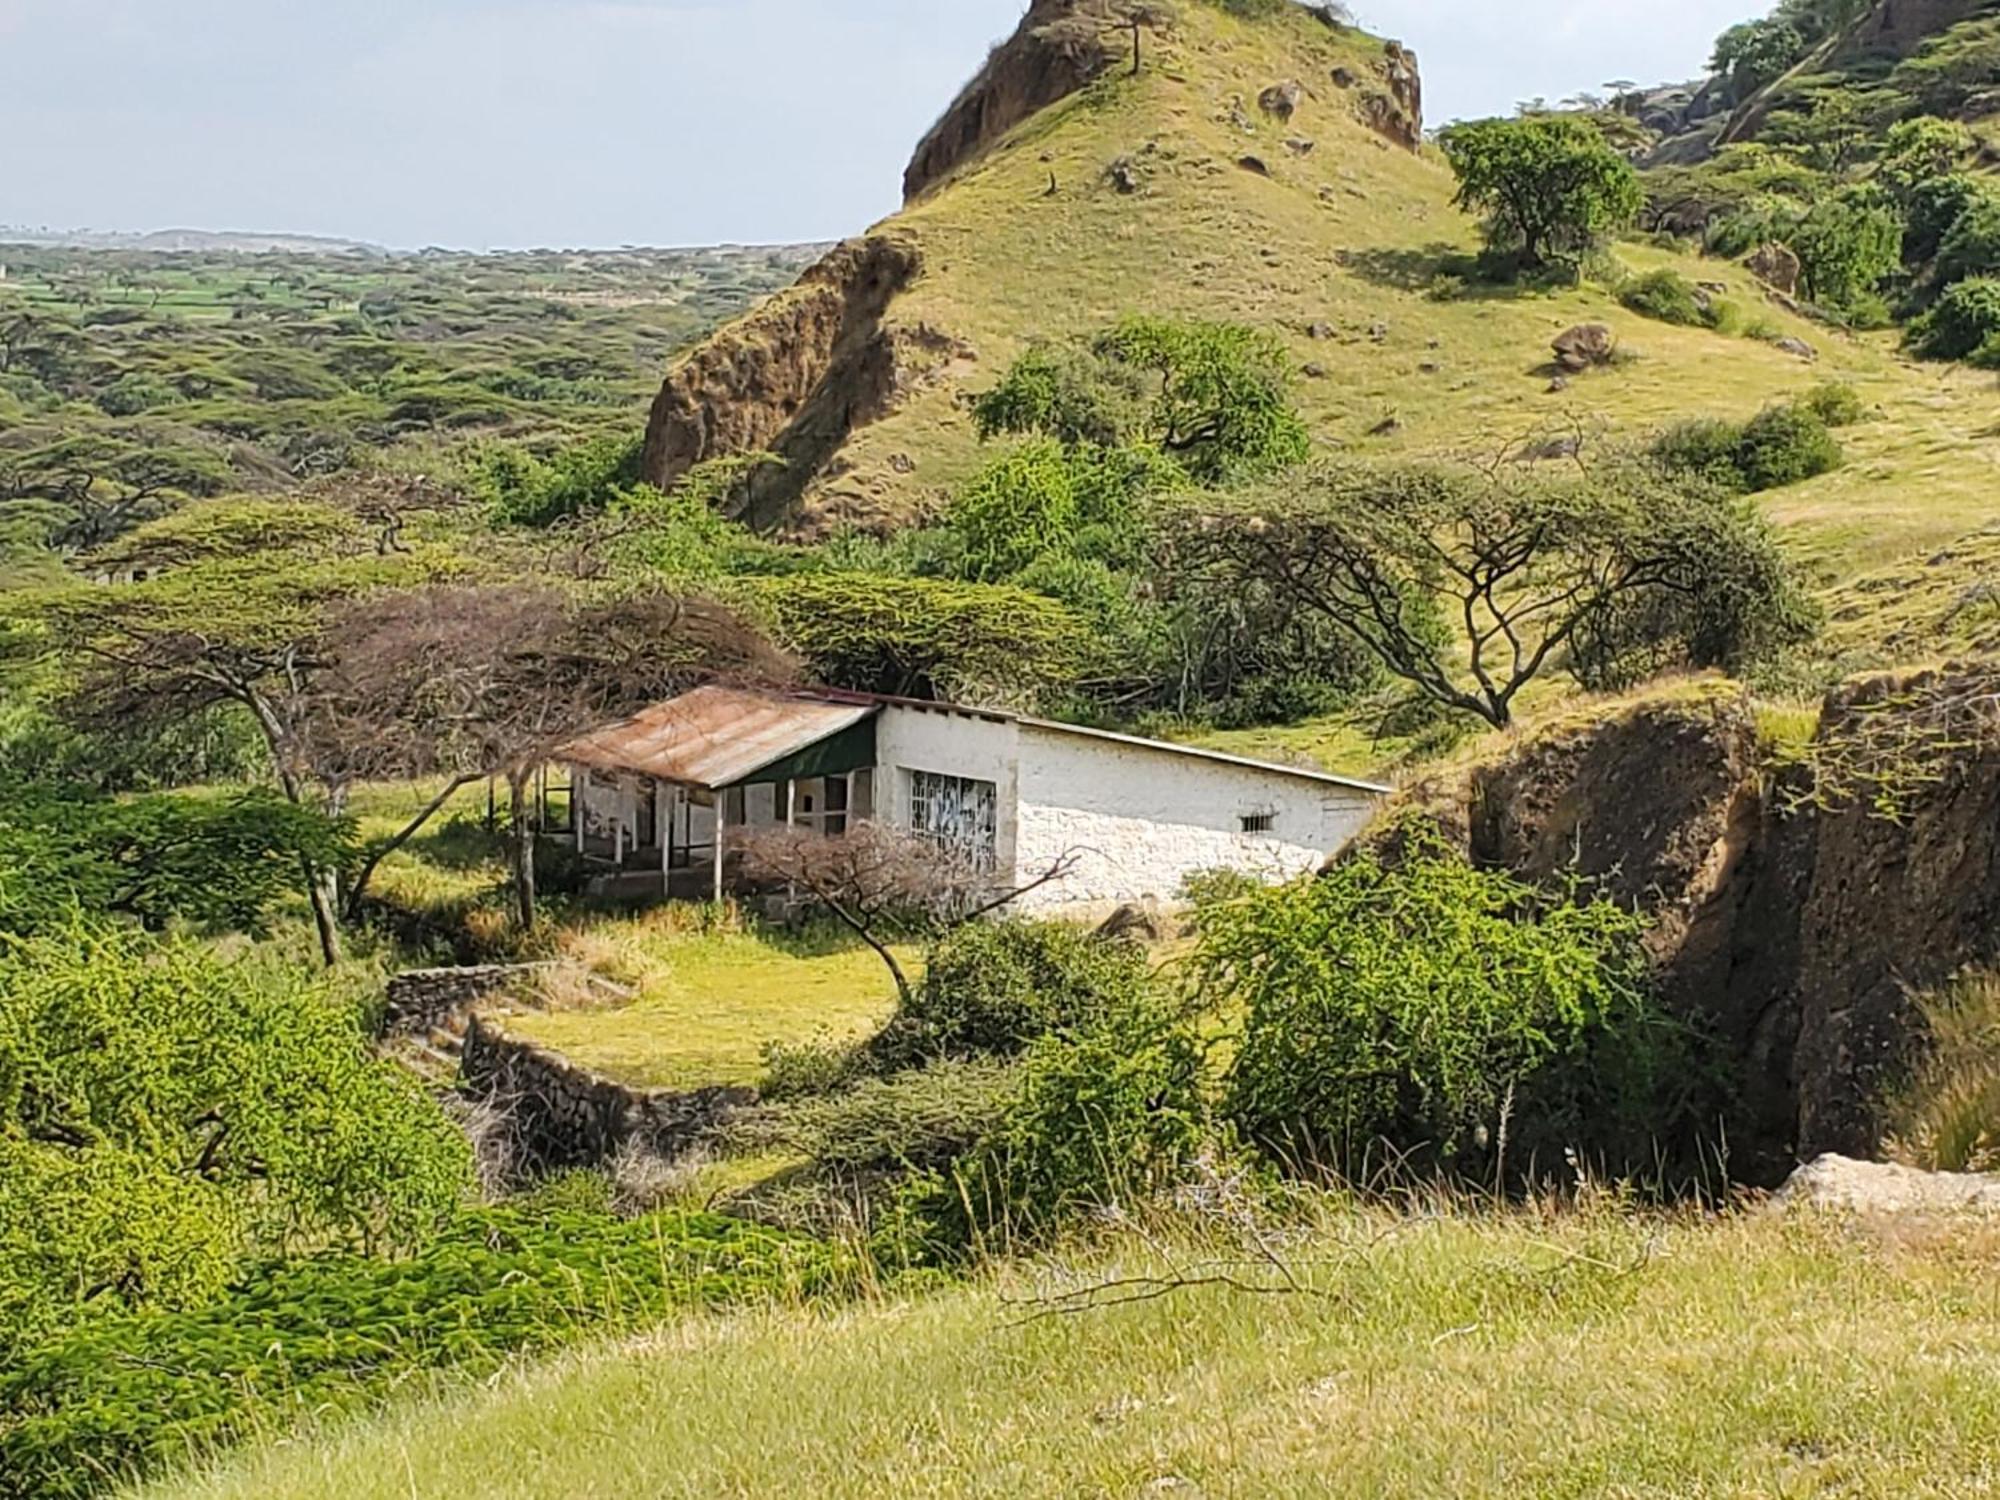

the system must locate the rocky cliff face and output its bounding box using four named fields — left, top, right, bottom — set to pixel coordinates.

left=1377, top=669, right=2000, bottom=1184
left=904, top=0, right=1137, bottom=204
left=639, top=234, right=929, bottom=524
